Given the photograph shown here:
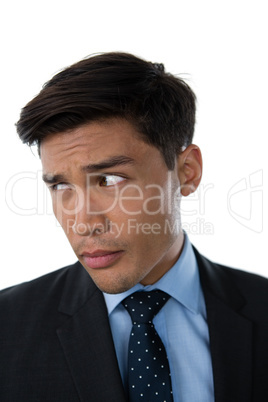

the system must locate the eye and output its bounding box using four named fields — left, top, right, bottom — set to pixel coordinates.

left=50, top=183, right=70, bottom=191
left=99, top=175, right=125, bottom=187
